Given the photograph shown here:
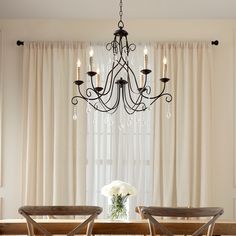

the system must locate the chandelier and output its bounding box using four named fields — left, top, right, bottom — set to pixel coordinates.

left=71, top=0, right=172, bottom=115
